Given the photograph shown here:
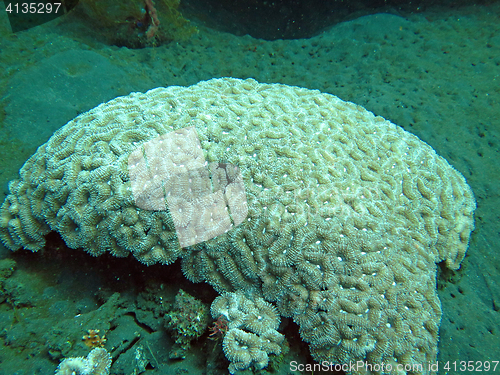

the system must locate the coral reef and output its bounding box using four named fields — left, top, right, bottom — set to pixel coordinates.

left=165, top=289, right=209, bottom=358
left=0, top=78, right=476, bottom=374
left=211, top=292, right=284, bottom=374
left=55, top=347, right=111, bottom=375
